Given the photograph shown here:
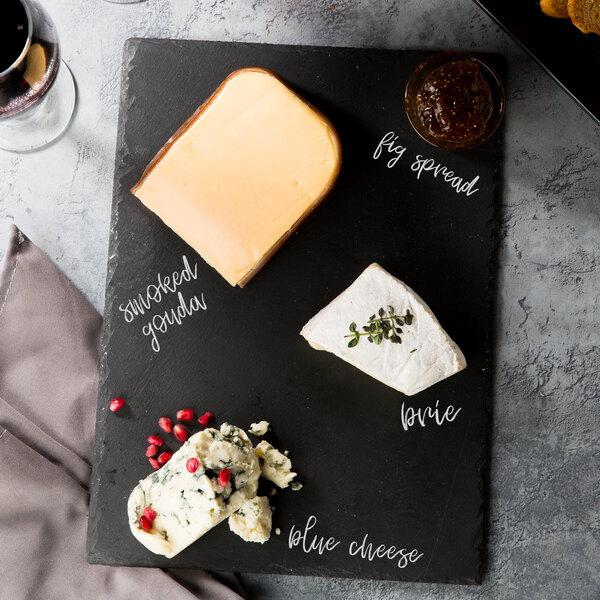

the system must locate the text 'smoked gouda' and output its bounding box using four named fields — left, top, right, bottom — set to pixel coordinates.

left=131, top=68, right=342, bottom=287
